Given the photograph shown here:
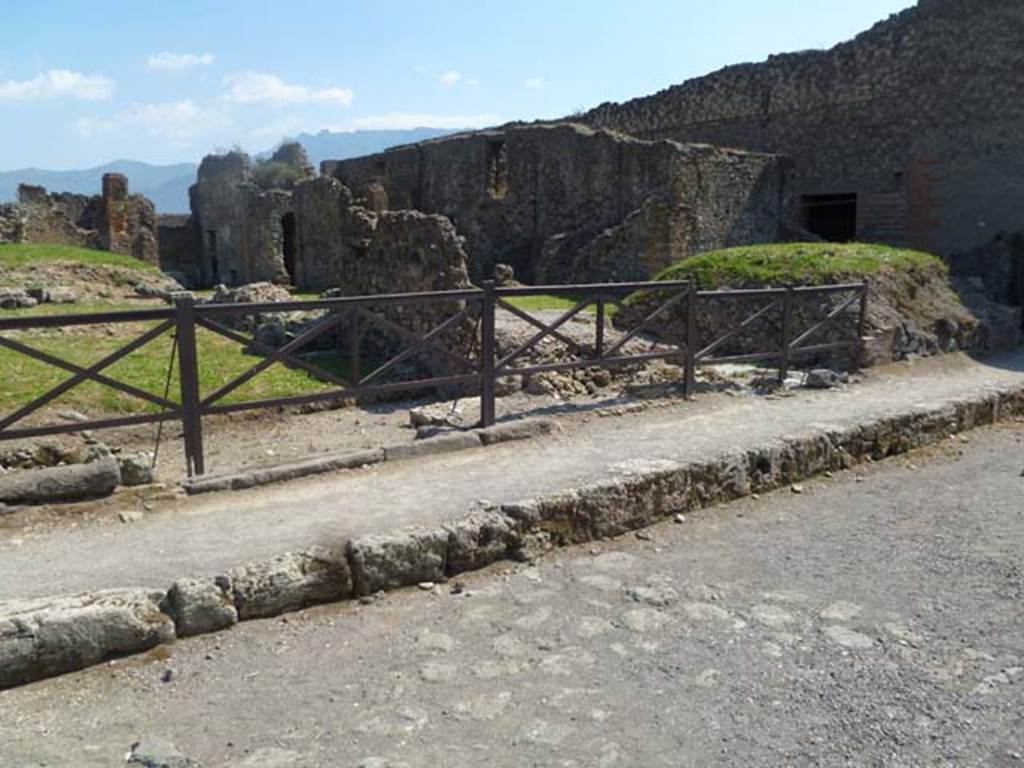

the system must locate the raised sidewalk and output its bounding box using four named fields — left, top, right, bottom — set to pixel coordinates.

left=2, top=350, right=1023, bottom=603
left=2, top=349, right=1023, bottom=688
